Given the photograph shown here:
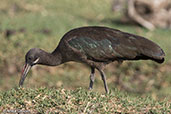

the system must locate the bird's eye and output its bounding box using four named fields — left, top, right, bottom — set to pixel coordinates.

left=28, top=57, right=32, bottom=61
